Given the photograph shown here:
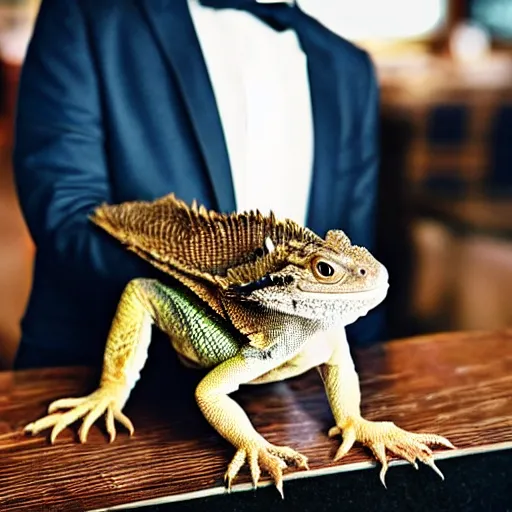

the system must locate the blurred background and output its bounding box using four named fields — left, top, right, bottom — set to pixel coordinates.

left=0, top=0, right=511, bottom=369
